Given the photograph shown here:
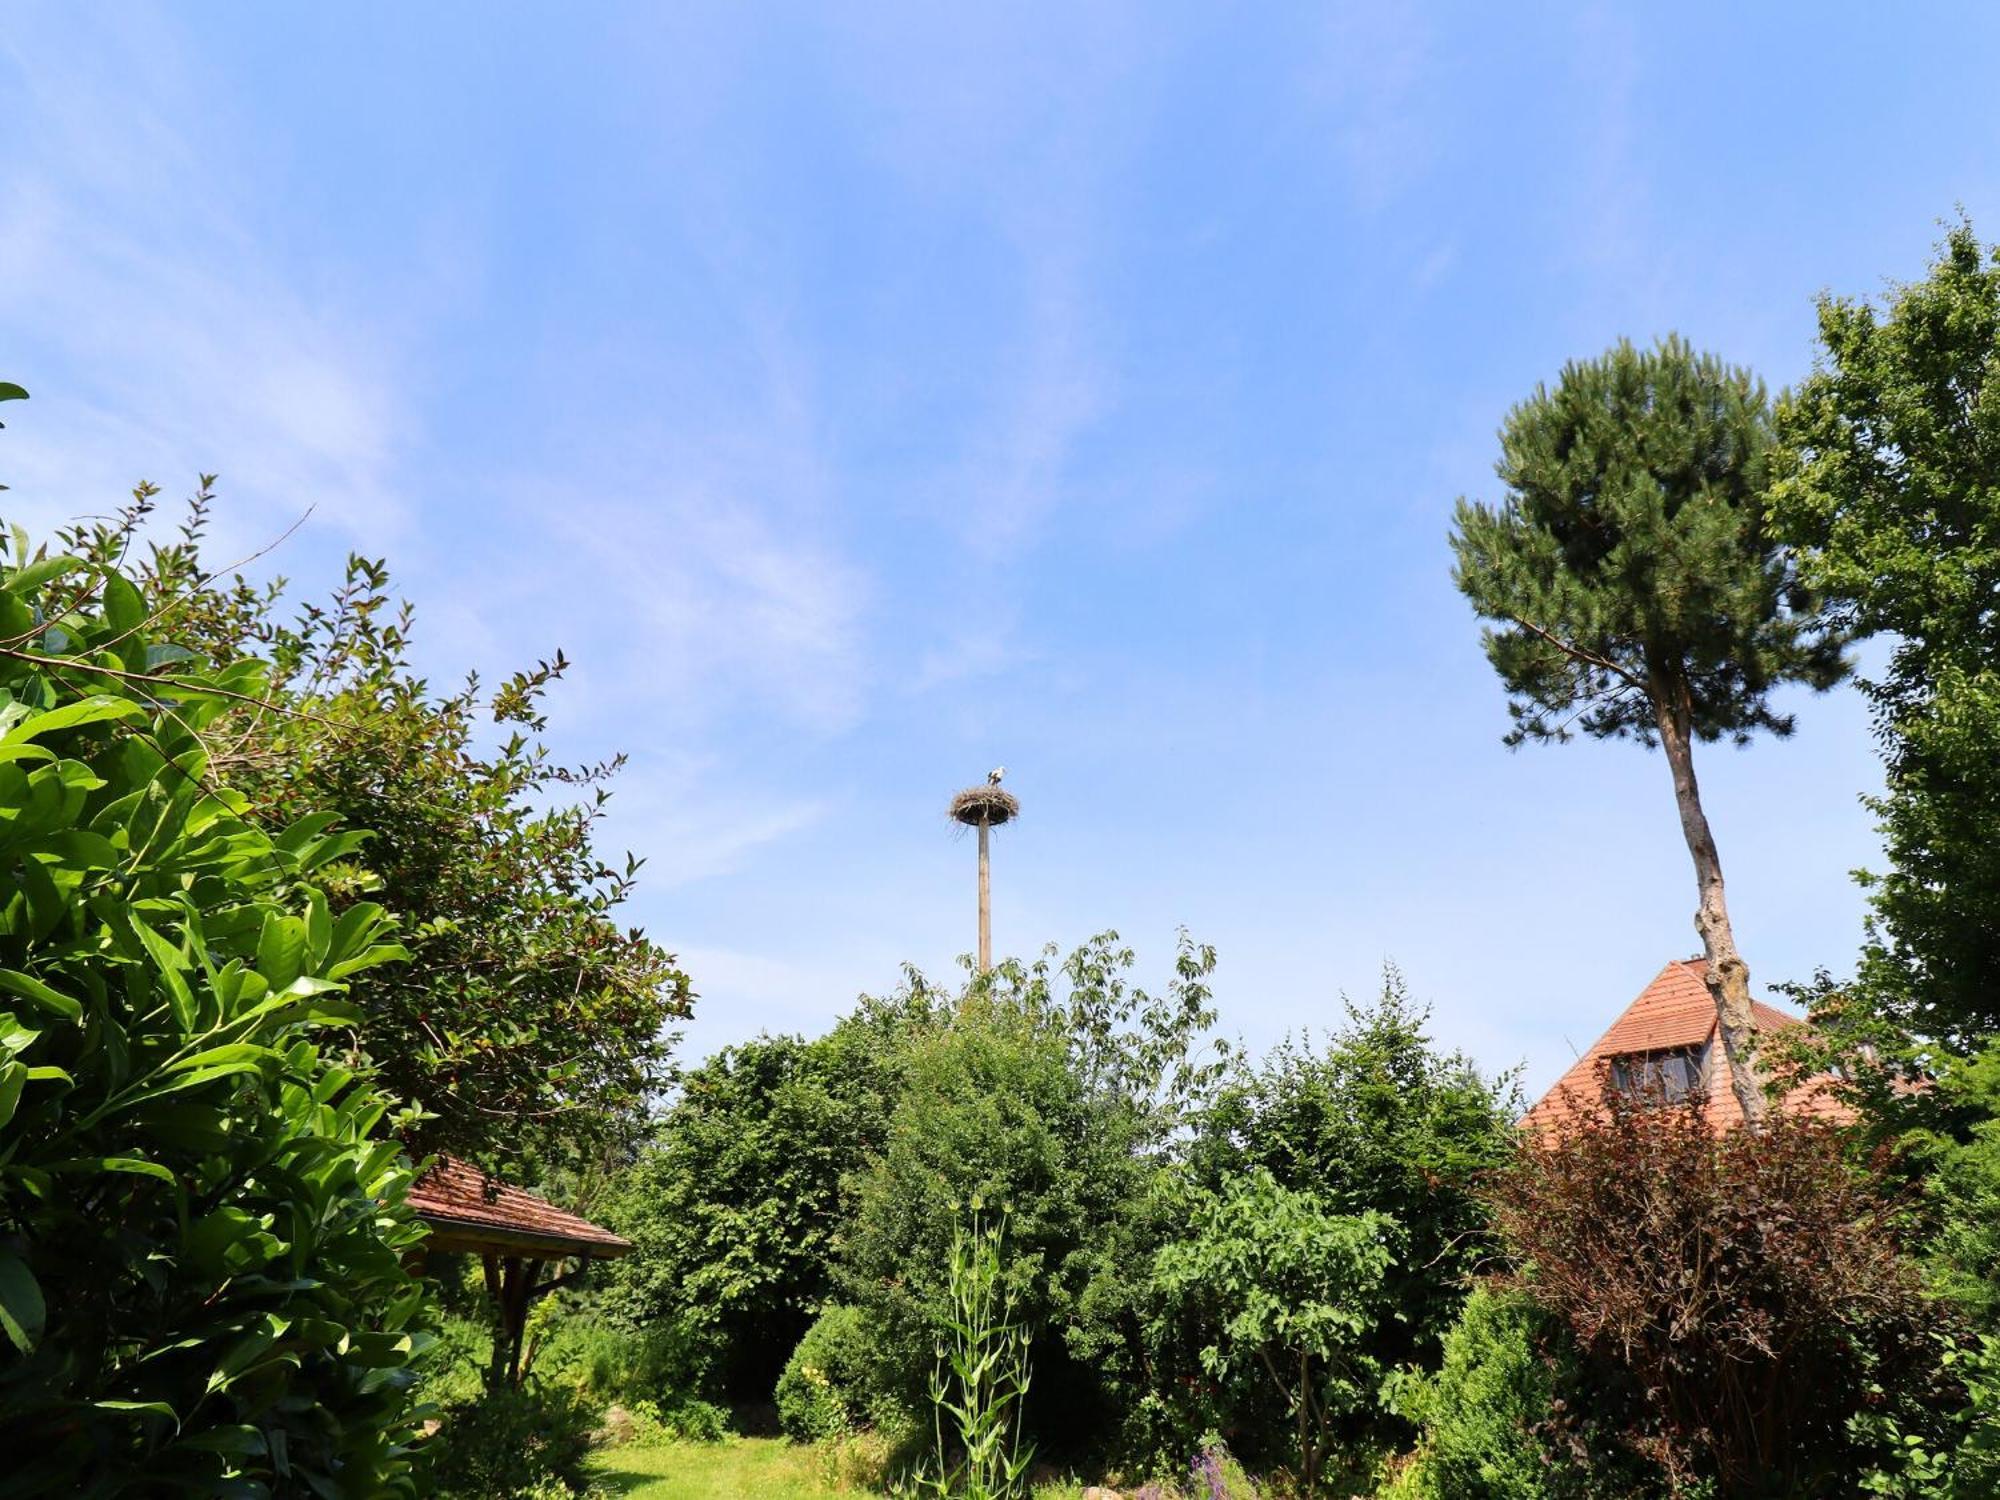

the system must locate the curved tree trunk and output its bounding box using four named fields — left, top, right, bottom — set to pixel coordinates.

left=1653, top=675, right=1769, bottom=1128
